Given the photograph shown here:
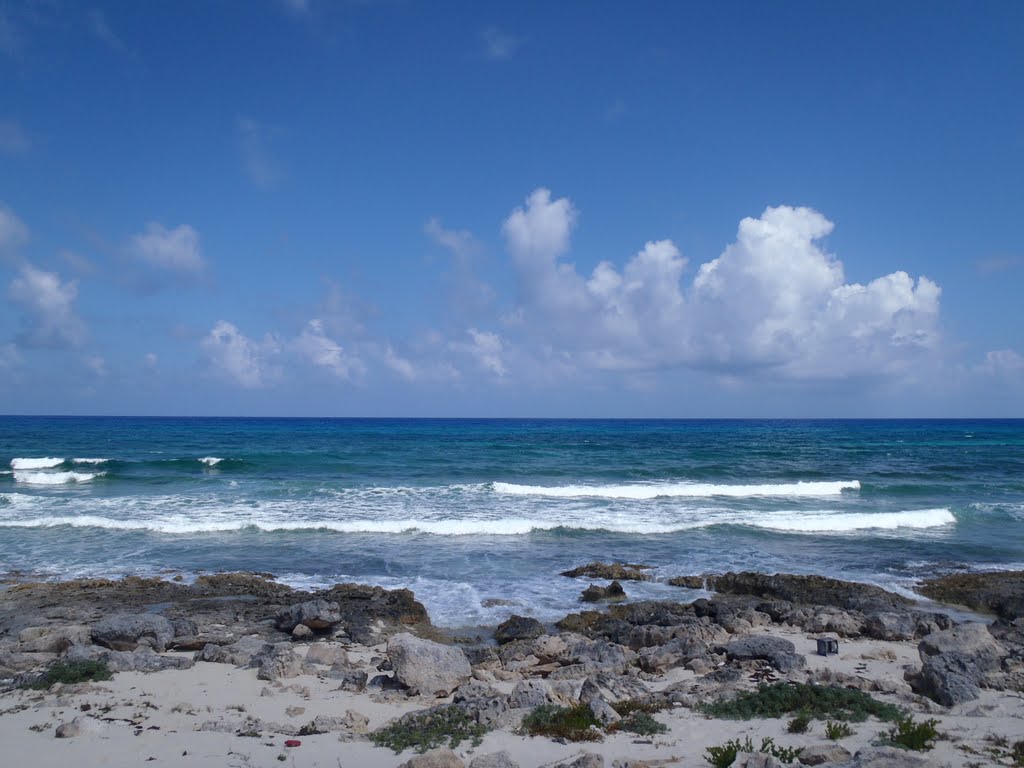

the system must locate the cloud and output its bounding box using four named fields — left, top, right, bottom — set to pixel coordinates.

left=0, top=119, right=31, bottom=154
left=0, top=202, right=29, bottom=259
left=238, top=117, right=279, bottom=189
left=453, top=328, right=506, bottom=377
left=481, top=26, right=520, bottom=60
left=425, top=217, right=495, bottom=316
left=8, top=264, right=86, bottom=349
left=381, top=344, right=418, bottom=382
left=127, top=222, right=206, bottom=278
left=84, top=354, right=107, bottom=377
left=88, top=9, right=126, bottom=52
left=502, top=189, right=941, bottom=380
left=976, top=349, right=1024, bottom=377
left=293, top=319, right=364, bottom=381
left=200, top=321, right=280, bottom=388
